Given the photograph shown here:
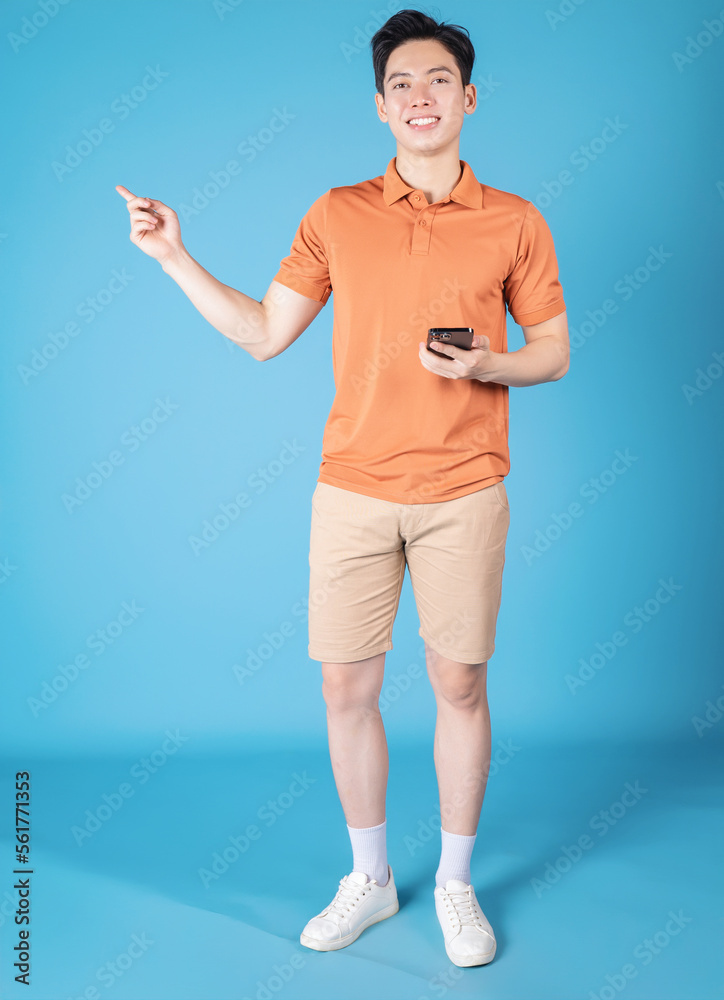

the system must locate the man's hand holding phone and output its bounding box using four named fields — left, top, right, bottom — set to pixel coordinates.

left=419, top=327, right=496, bottom=381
